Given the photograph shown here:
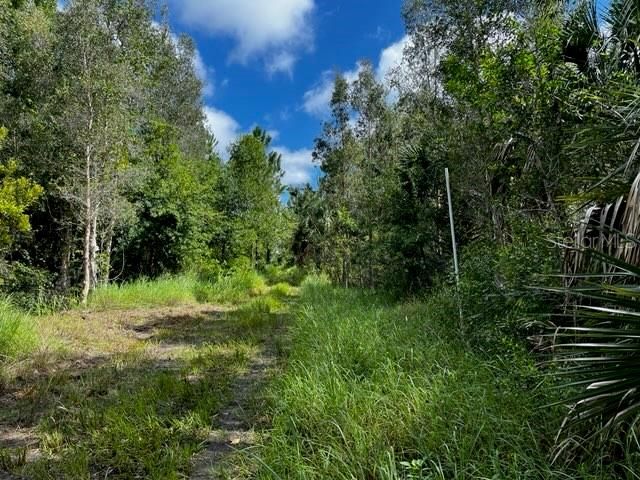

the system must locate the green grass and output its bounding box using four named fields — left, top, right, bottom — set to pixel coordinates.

left=22, top=343, right=252, bottom=479
left=194, top=269, right=268, bottom=304
left=262, top=265, right=307, bottom=287
left=246, top=276, right=639, bottom=479
left=86, top=269, right=271, bottom=311
left=86, top=275, right=200, bottom=310
left=0, top=299, right=37, bottom=361
left=0, top=271, right=294, bottom=479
